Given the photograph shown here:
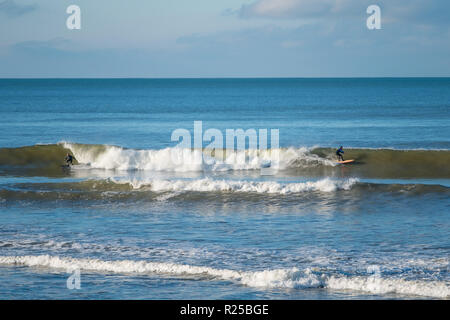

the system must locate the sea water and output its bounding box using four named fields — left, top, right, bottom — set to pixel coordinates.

left=0, top=78, right=449, bottom=299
